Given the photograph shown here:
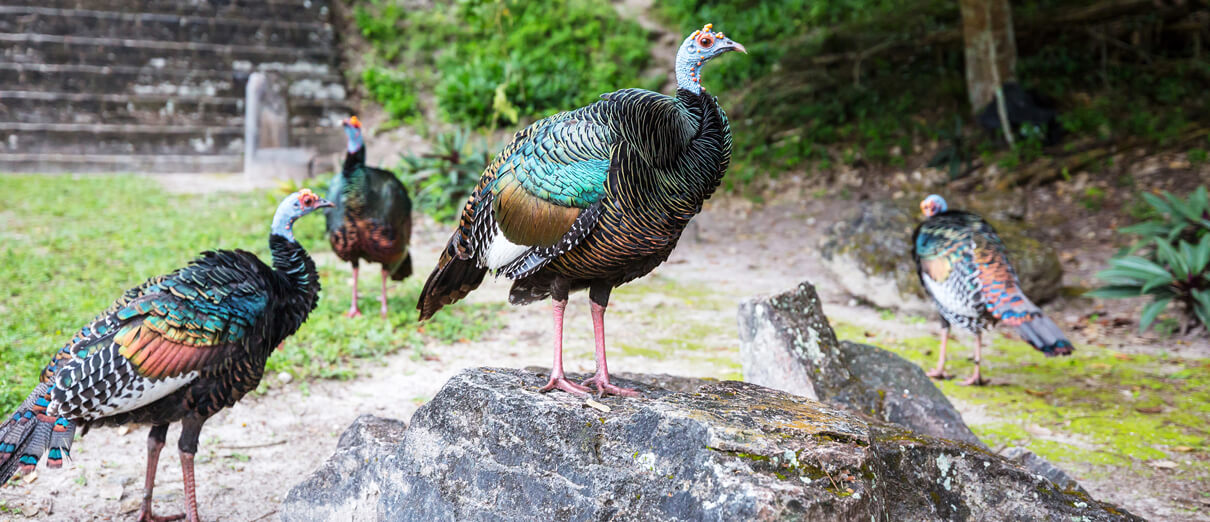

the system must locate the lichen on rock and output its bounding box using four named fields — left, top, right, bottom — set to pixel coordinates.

left=281, top=368, right=1139, bottom=521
